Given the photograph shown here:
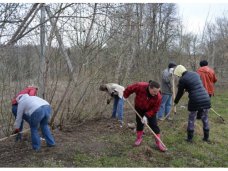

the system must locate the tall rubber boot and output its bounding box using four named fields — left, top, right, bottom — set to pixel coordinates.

left=203, top=129, right=209, bottom=142
left=186, top=130, right=194, bottom=142
left=134, top=131, right=143, bottom=146
left=155, top=134, right=166, bottom=152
